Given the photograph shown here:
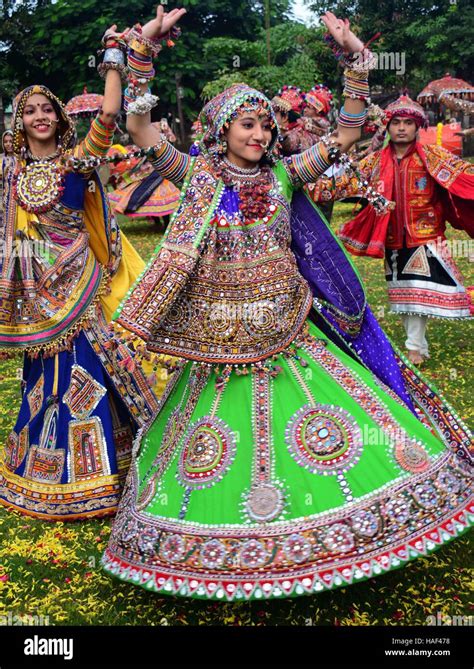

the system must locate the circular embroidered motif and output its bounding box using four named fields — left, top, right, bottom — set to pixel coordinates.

left=160, top=533, right=186, bottom=562
left=205, top=302, right=237, bottom=339
left=14, top=161, right=65, bottom=213
left=394, top=440, right=431, bottom=473
left=178, top=416, right=236, bottom=489
left=350, top=509, right=380, bottom=538
left=239, top=539, right=269, bottom=568
left=245, top=483, right=285, bottom=522
left=162, top=298, right=192, bottom=334
left=200, top=538, right=227, bottom=569
left=283, top=533, right=313, bottom=564
left=321, top=522, right=355, bottom=553
left=385, top=495, right=411, bottom=524
left=435, top=471, right=461, bottom=494
left=285, top=404, right=363, bottom=475
left=412, top=482, right=439, bottom=510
